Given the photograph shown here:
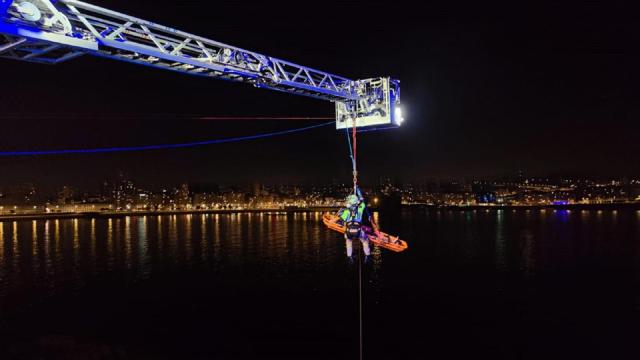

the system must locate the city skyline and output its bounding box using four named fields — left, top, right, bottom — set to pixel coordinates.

left=1, top=172, right=639, bottom=213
